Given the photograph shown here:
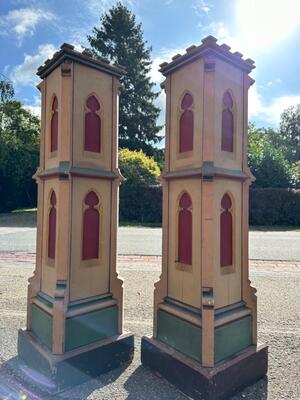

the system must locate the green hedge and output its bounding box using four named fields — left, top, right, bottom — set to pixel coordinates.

left=119, top=184, right=162, bottom=224
left=249, top=188, right=300, bottom=226
left=120, top=186, right=300, bottom=226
